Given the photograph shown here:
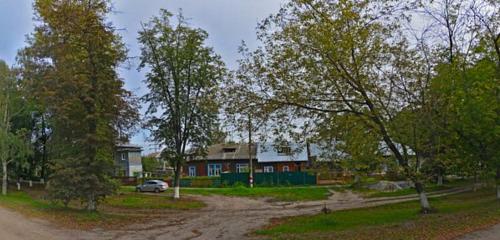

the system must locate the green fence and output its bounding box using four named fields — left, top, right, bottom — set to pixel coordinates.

left=221, top=172, right=316, bottom=186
